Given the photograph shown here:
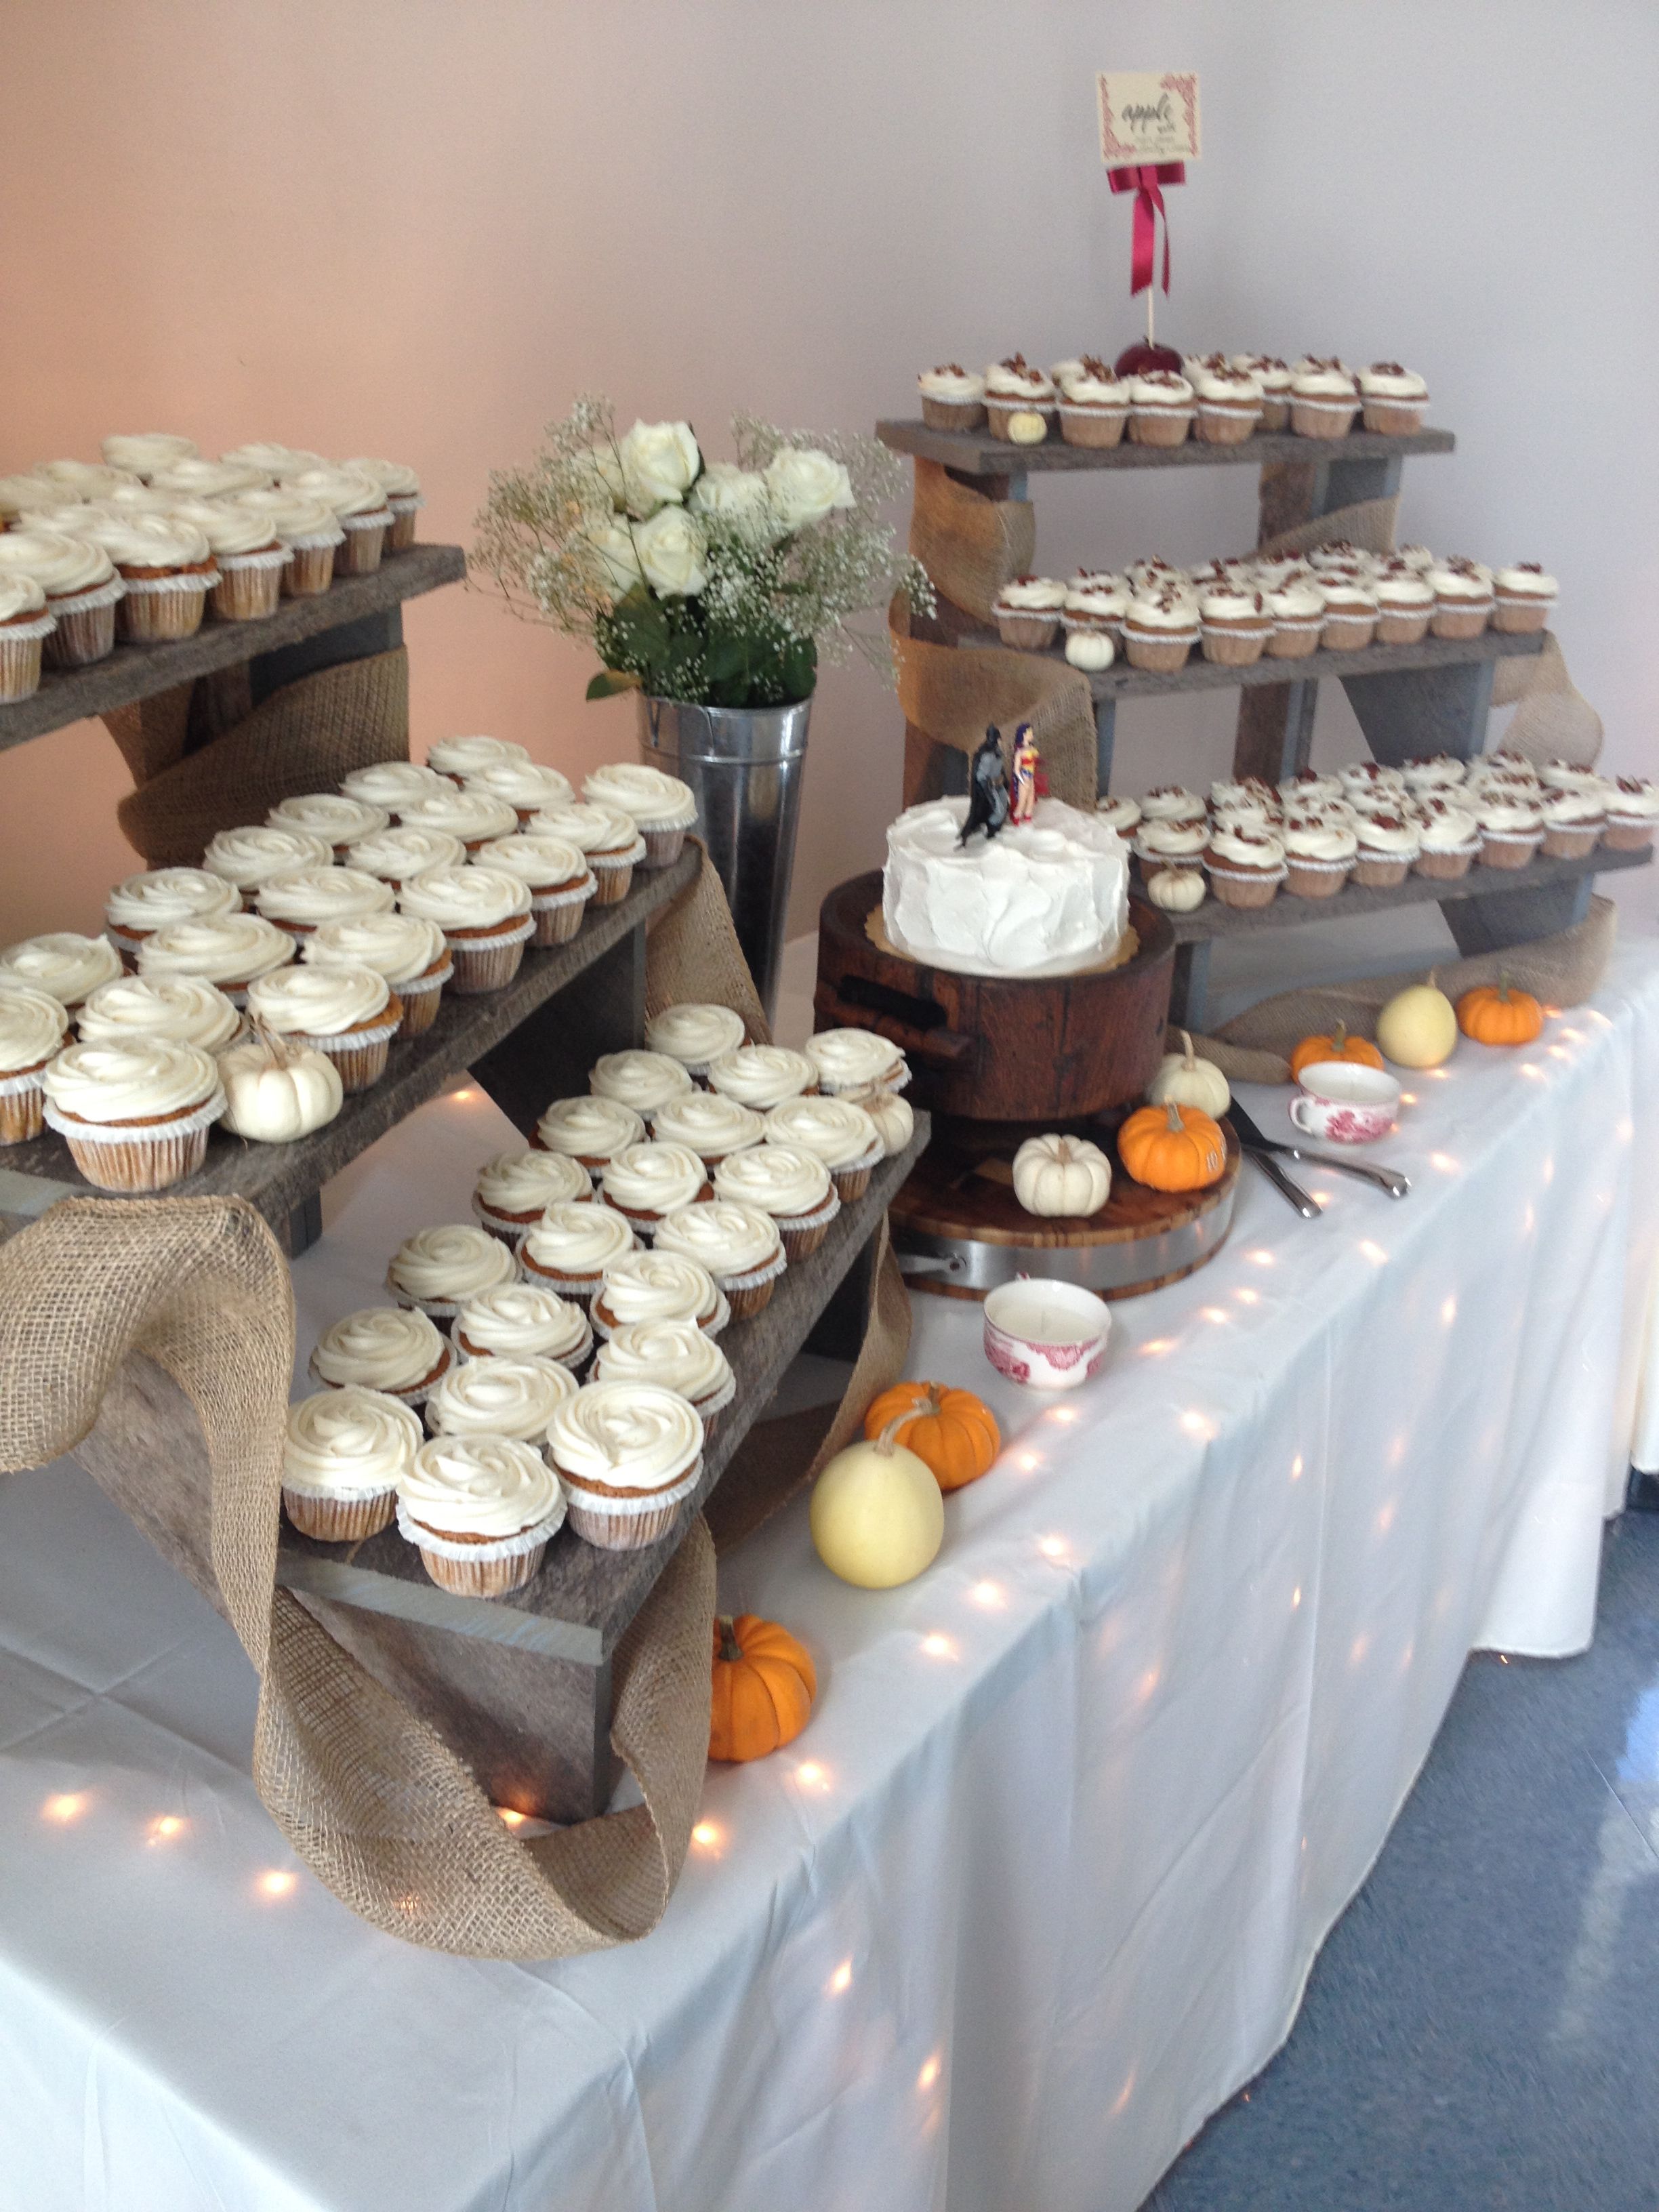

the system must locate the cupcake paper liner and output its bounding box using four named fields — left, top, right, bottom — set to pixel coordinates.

left=558, top=1456, right=703, bottom=1550
left=282, top=1484, right=398, bottom=1542
left=445, top=914, right=535, bottom=995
